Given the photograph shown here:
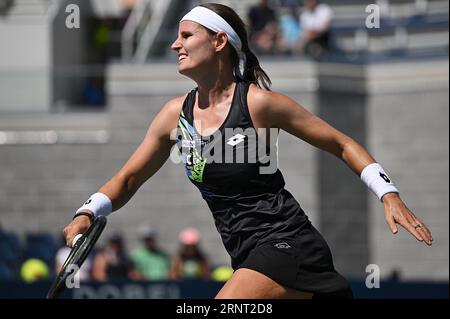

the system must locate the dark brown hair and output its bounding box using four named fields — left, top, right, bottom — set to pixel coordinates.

left=200, top=3, right=272, bottom=90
